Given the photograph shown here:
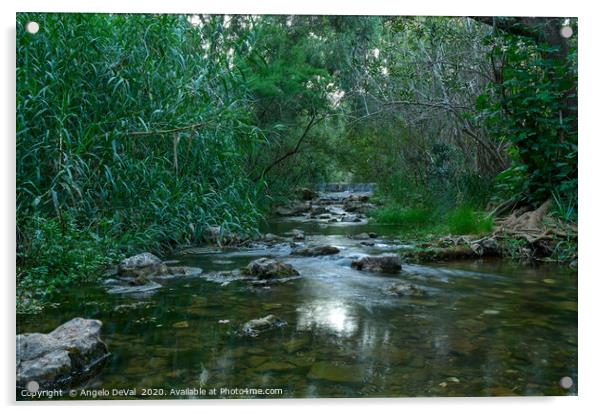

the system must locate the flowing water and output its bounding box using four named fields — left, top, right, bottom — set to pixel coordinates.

left=17, top=192, right=577, bottom=399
